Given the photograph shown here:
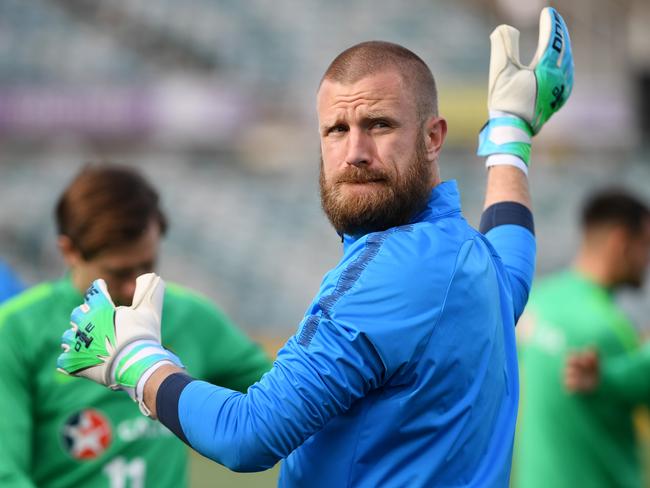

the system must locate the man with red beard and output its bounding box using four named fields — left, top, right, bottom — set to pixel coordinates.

left=57, top=8, right=573, bottom=487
